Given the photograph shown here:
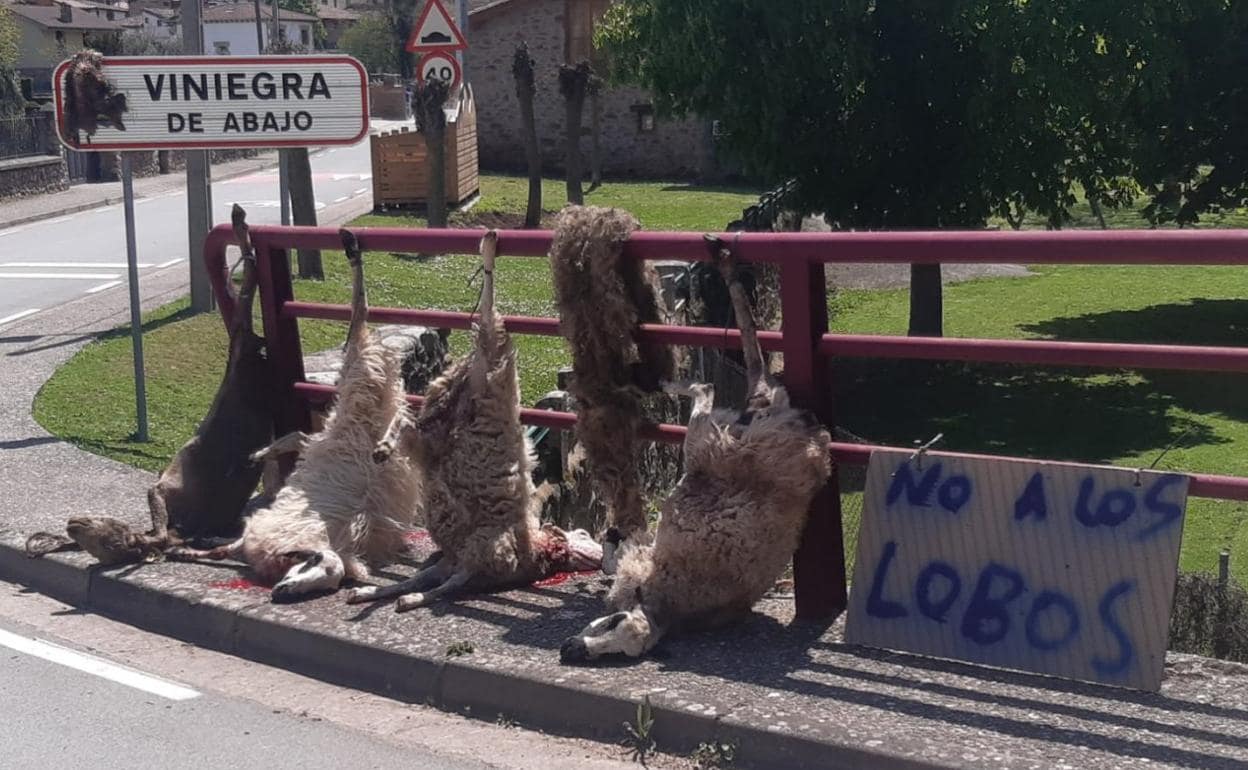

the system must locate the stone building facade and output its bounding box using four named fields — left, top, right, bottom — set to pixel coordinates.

left=465, top=0, right=718, bottom=180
